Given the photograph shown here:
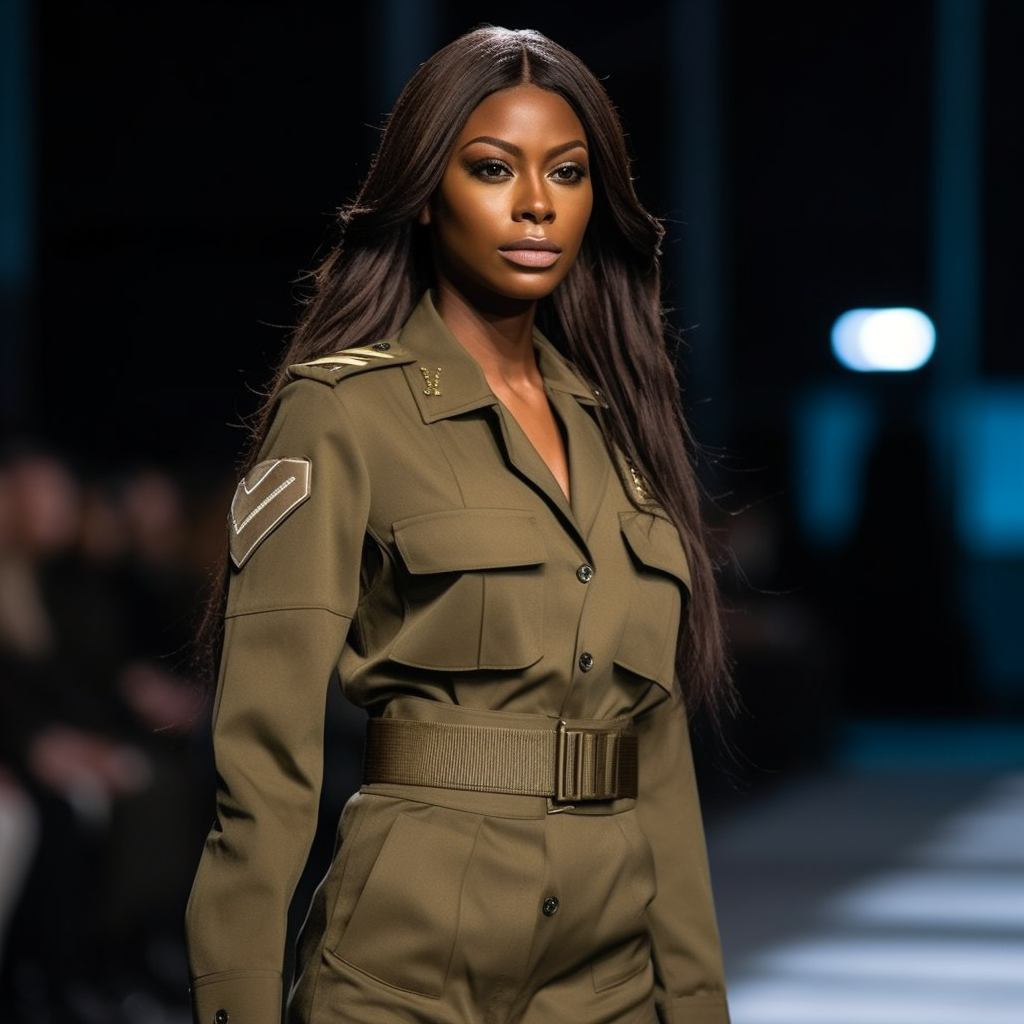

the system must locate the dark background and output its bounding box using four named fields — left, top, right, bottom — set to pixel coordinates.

left=9, top=0, right=1021, bottom=727
left=18, top=1, right=944, bottom=461
left=1, top=2, right=1022, bottom=1020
